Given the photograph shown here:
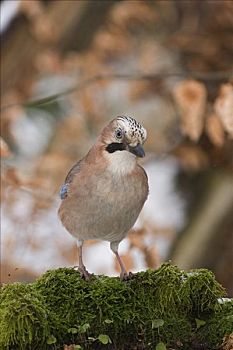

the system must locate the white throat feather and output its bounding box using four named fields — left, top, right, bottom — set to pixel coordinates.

left=105, top=150, right=136, bottom=175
